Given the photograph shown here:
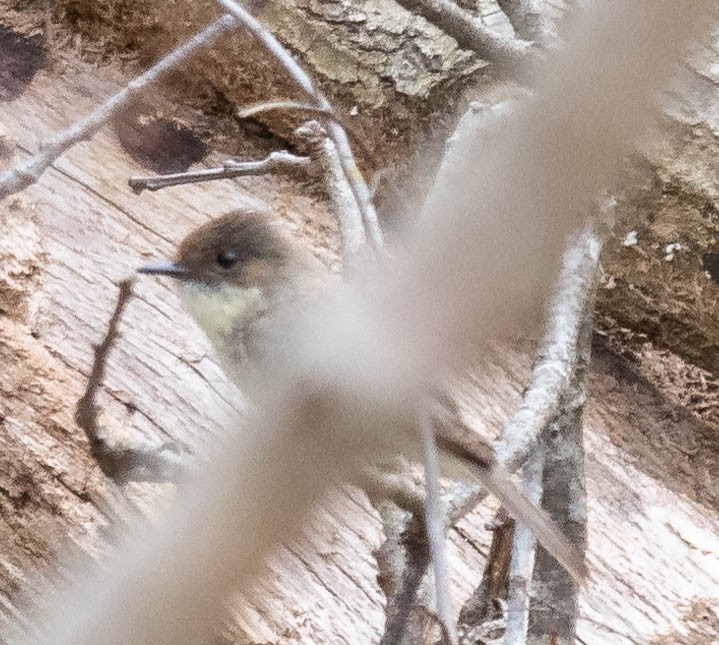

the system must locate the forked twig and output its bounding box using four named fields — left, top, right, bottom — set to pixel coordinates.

left=0, top=15, right=238, bottom=201
left=128, top=151, right=311, bottom=194
left=215, top=0, right=383, bottom=249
